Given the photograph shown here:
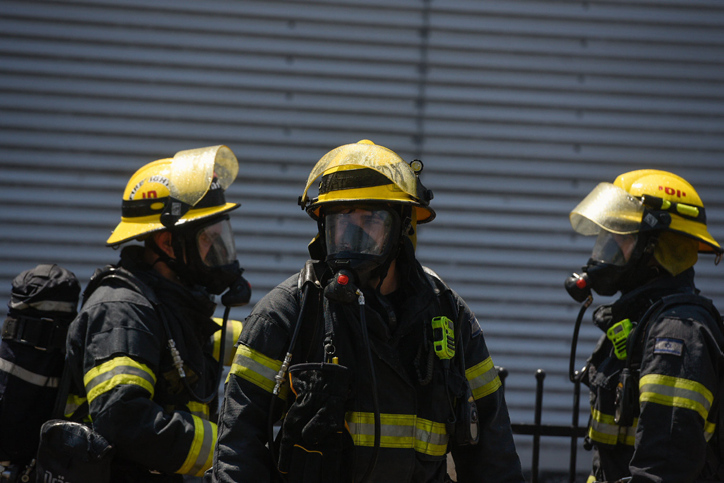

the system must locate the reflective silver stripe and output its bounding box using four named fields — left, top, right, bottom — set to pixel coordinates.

left=229, top=345, right=280, bottom=393
left=0, top=357, right=59, bottom=387
left=222, top=322, right=236, bottom=365
left=9, top=300, right=76, bottom=313
left=588, top=409, right=636, bottom=446
left=84, top=364, right=155, bottom=395
left=187, top=401, right=210, bottom=420
left=346, top=412, right=448, bottom=456
left=64, top=394, right=87, bottom=418
left=639, top=374, right=712, bottom=420
left=178, top=416, right=216, bottom=476
left=189, top=418, right=214, bottom=476
left=466, top=357, right=501, bottom=399
left=705, top=420, right=716, bottom=442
